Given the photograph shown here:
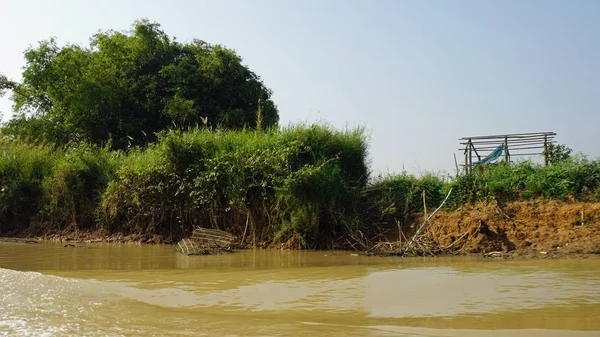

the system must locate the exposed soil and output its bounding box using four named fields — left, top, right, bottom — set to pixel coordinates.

left=3, top=199, right=600, bottom=259
left=422, top=199, right=600, bottom=259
